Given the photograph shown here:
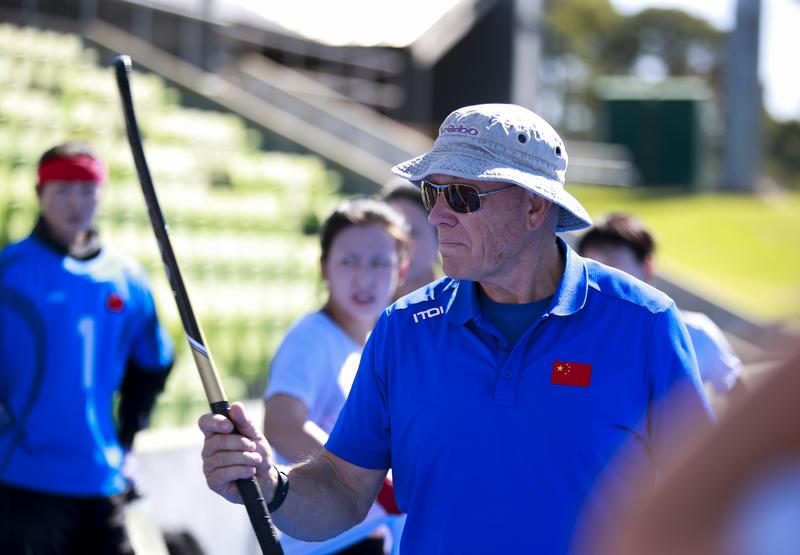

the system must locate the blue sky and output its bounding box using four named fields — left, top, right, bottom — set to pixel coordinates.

left=610, top=0, right=800, bottom=121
